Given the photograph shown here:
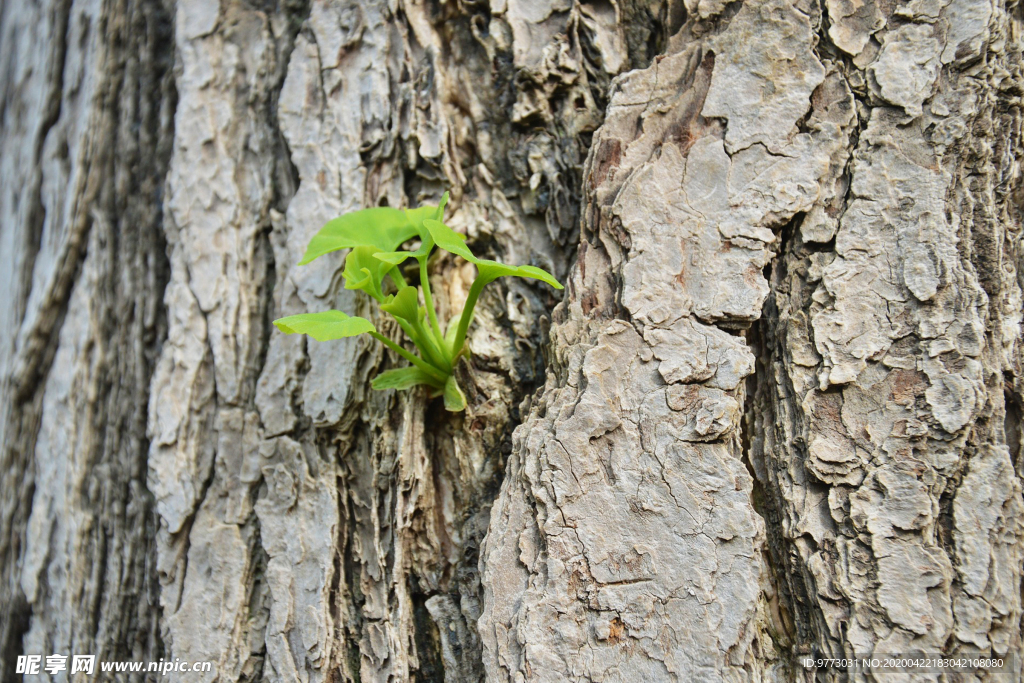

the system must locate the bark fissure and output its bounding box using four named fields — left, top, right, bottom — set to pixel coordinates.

left=747, top=0, right=1024, bottom=672
left=0, top=2, right=78, bottom=653
left=0, top=0, right=178, bottom=677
